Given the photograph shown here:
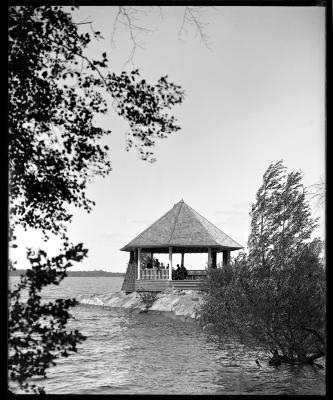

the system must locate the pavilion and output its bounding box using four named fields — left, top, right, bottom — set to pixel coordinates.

left=121, top=199, right=243, bottom=293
